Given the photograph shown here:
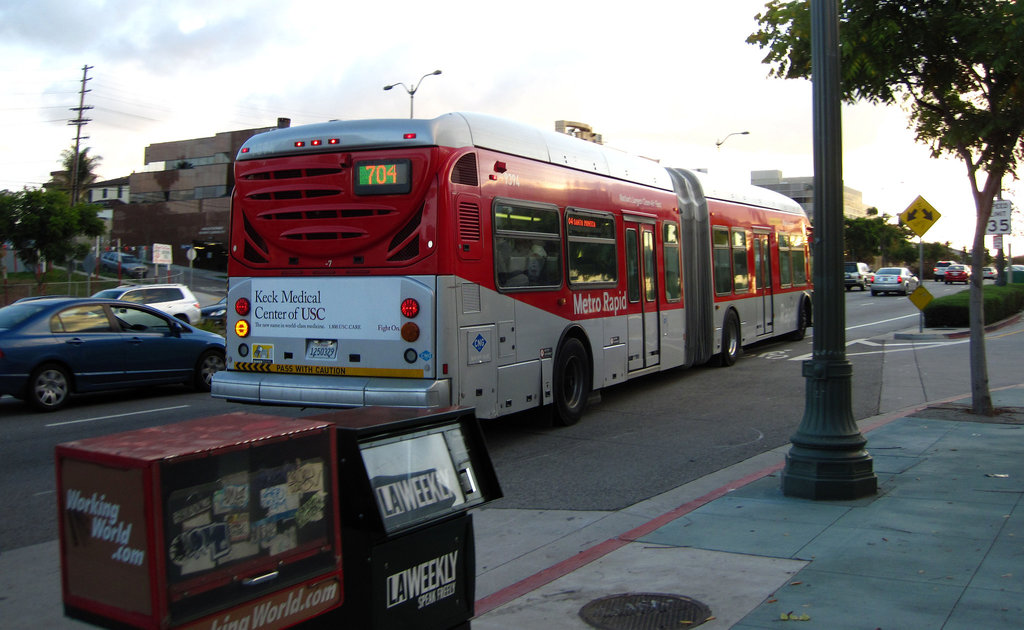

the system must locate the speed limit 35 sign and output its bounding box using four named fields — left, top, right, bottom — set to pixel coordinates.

left=987, top=199, right=1012, bottom=234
